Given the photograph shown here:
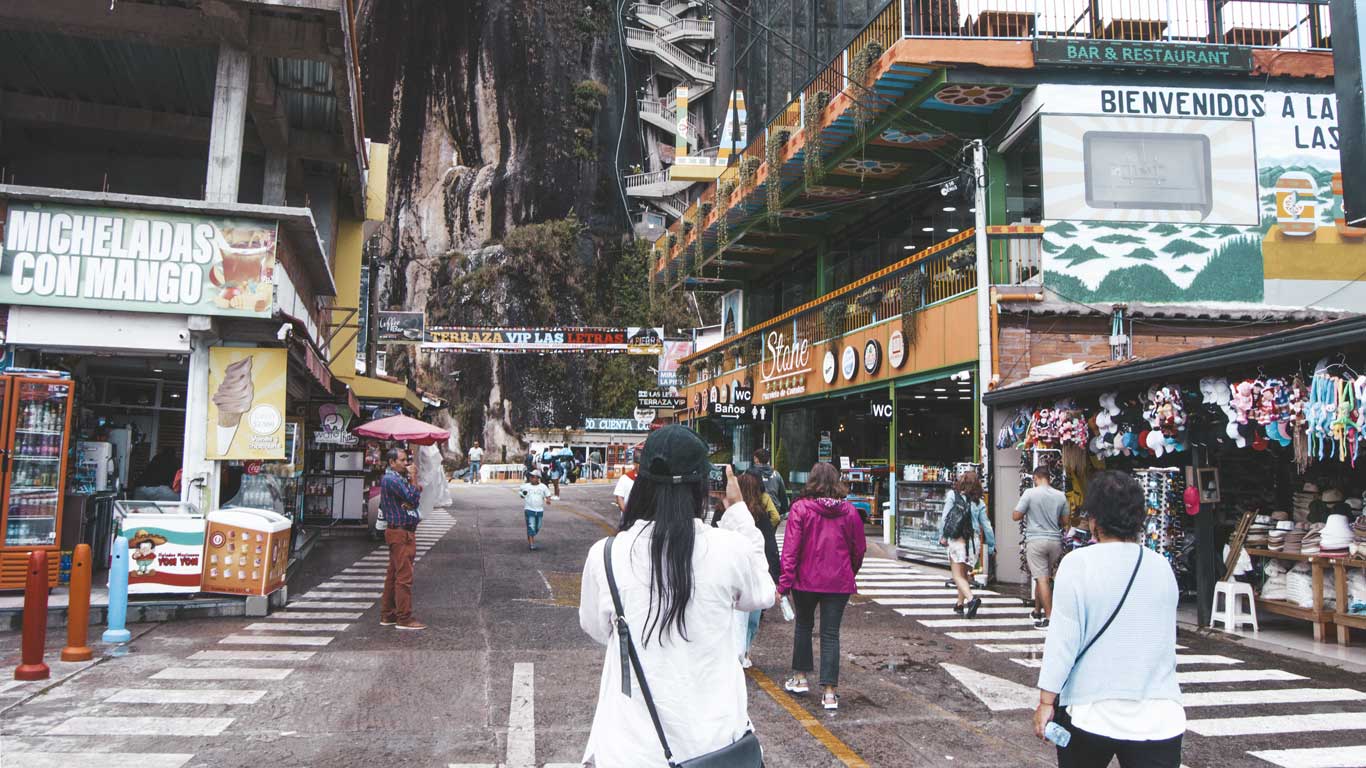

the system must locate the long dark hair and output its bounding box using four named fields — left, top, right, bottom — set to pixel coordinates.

left=620, top=475, right=705, bottom=646
left=738, top=472, right=767, bottom=527
left=797, top=462, right=847, bottom=500
left=955, top=471, right=984, bottom=504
